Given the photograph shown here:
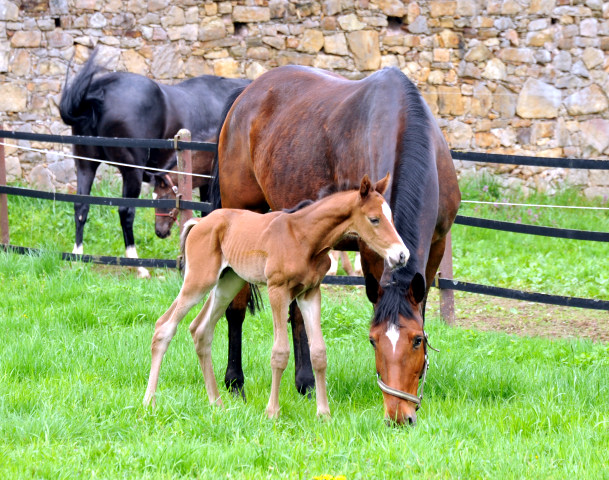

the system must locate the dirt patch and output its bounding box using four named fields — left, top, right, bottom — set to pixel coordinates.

left=426, top=289, right=609, bottom=343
